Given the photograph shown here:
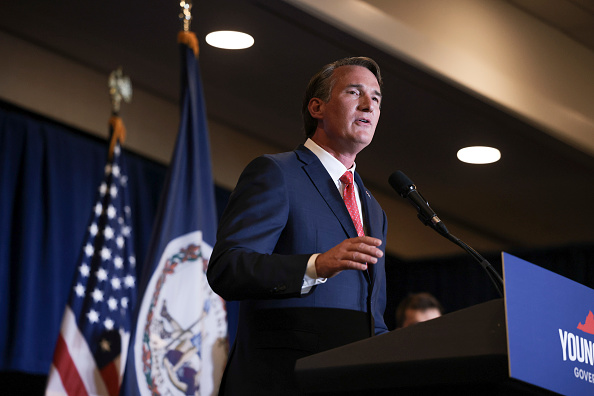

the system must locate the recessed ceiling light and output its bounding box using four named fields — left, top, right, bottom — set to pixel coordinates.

left=205, top=31, right=254, bottom=50
left=457, top=146, right=501, bottom=164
